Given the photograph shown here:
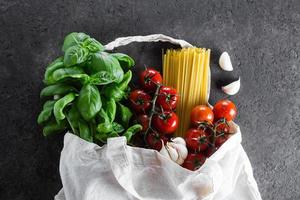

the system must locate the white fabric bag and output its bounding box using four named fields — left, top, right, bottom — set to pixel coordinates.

left=55, top=35, right=262, bottom=200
